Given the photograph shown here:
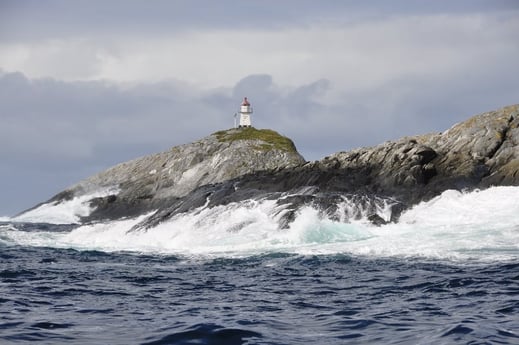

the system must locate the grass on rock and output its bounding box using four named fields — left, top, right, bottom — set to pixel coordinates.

left=213, top=127, right=298, bottom=153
